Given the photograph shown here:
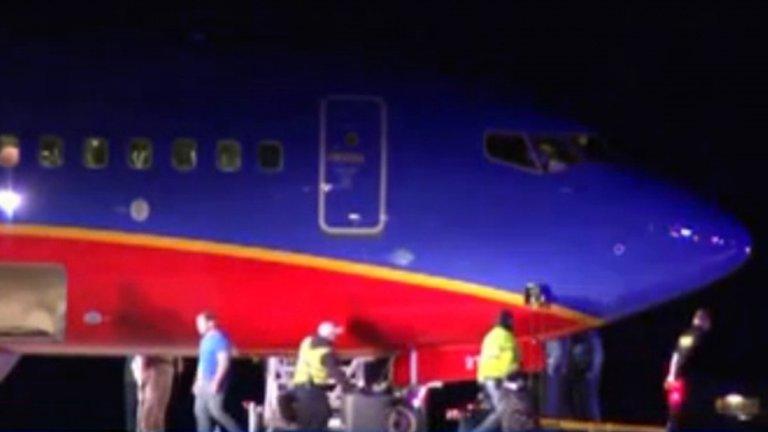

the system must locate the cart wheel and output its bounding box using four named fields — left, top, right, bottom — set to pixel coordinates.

left=388, top=404, right=419, bottom=432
